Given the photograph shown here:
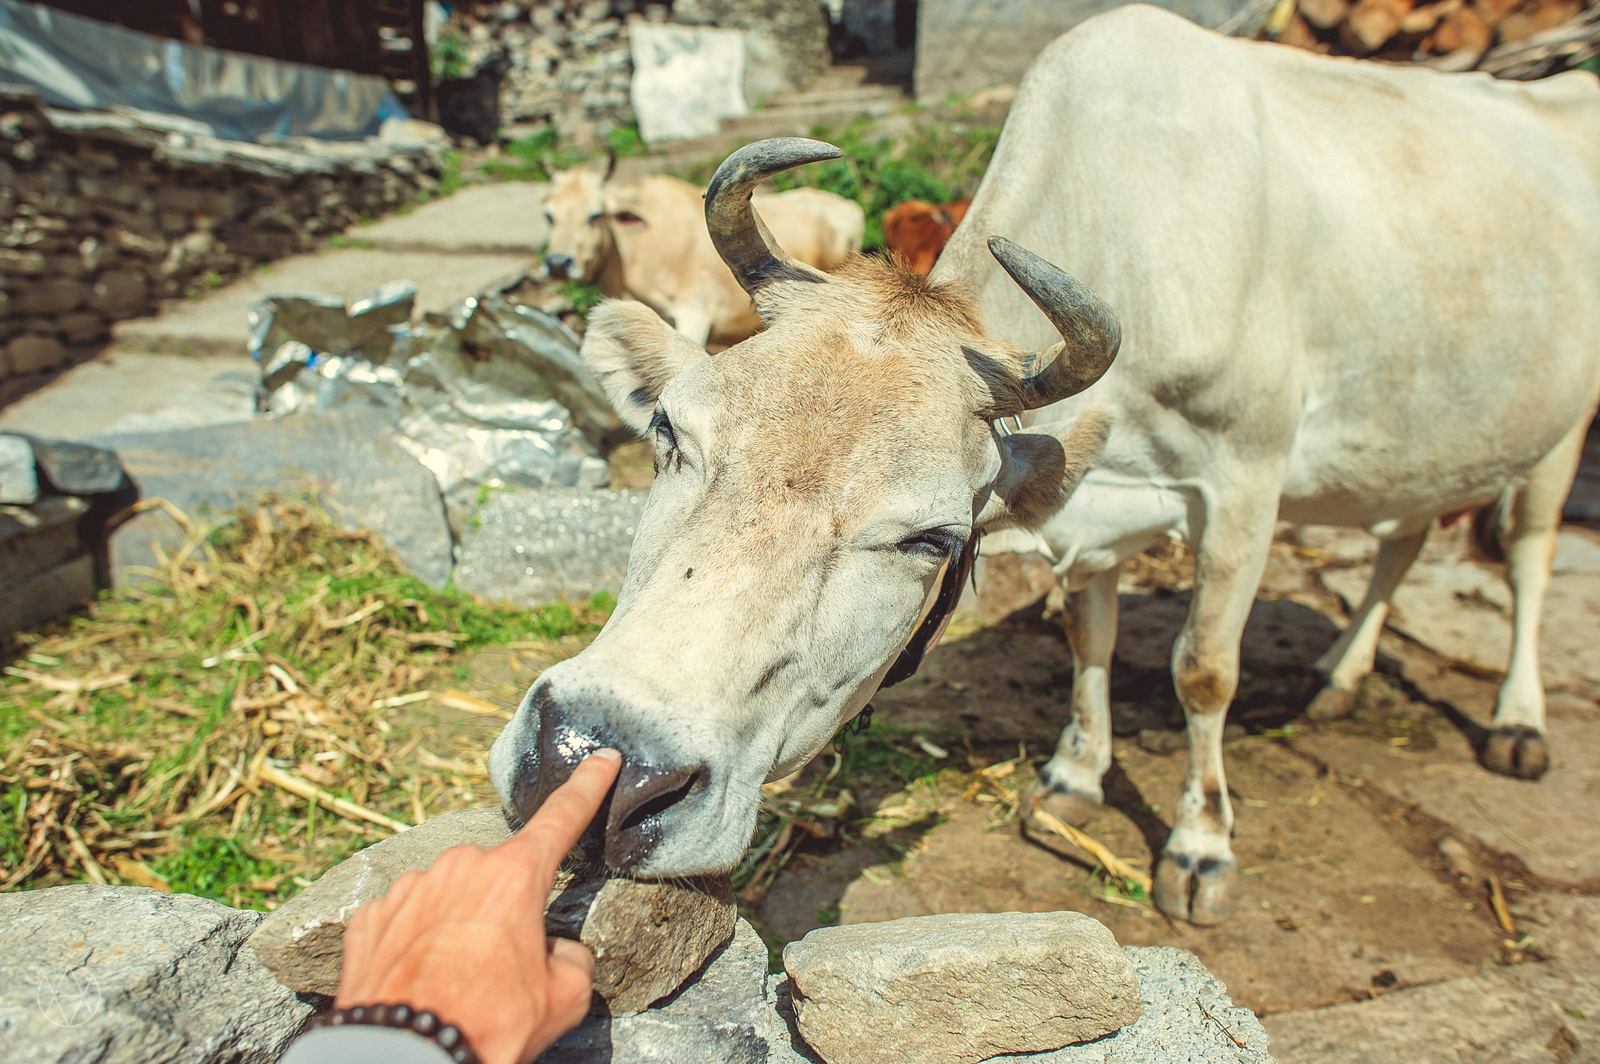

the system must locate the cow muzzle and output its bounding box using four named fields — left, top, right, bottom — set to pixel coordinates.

left=544, top=253, right=576, bottom=280
left=502, top=688, right=715, bottom=874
